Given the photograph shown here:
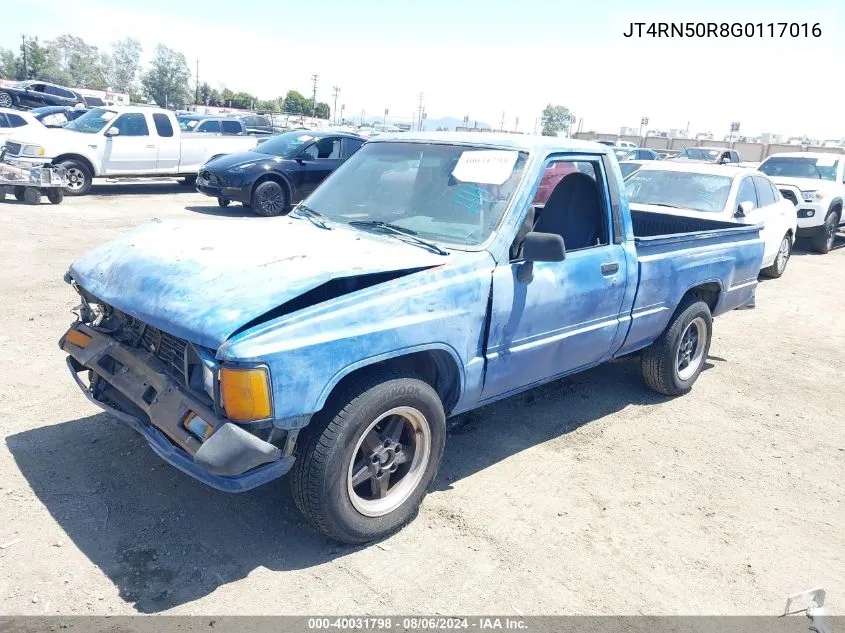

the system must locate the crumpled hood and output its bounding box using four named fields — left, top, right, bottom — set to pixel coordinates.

left=69, top=218, right=450, bottom=349
left=766, top=176, right=841, bottom=196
